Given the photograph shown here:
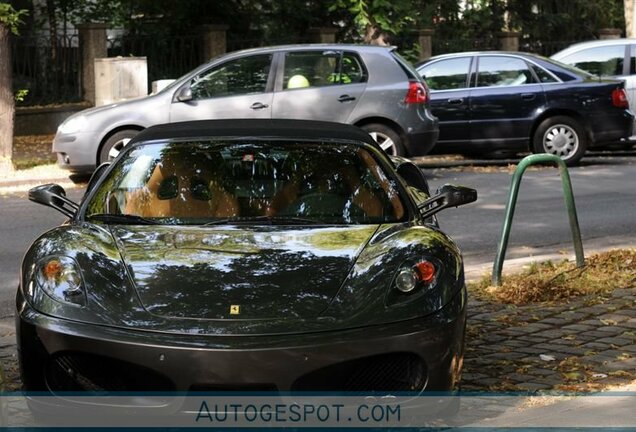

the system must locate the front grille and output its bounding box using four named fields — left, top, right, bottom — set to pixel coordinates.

left=292, top=352, right=427, bottom=392
left=46, top=352, right=175, bottom=393
left=189, top=384, right=278, bottom=392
